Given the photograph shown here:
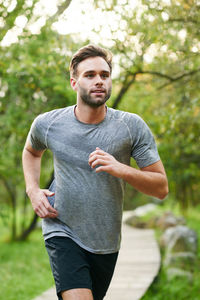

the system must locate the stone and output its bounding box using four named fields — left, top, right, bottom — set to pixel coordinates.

left=126, top=208, right=186, bottom=231
left=156, top=211, right=185, bottom=230
left=160, top=225, right=198, bottom=253
left=166, top=267, right=193, bottom=281
left=164, top=251, right=197, bottom=270
left=125, top=203, right=158, bottom=228
left=131, top=203, right=158, bottom=217
left=146, top=216, right=159, bottom=228
left=125, top=215, right=147, bottom=229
